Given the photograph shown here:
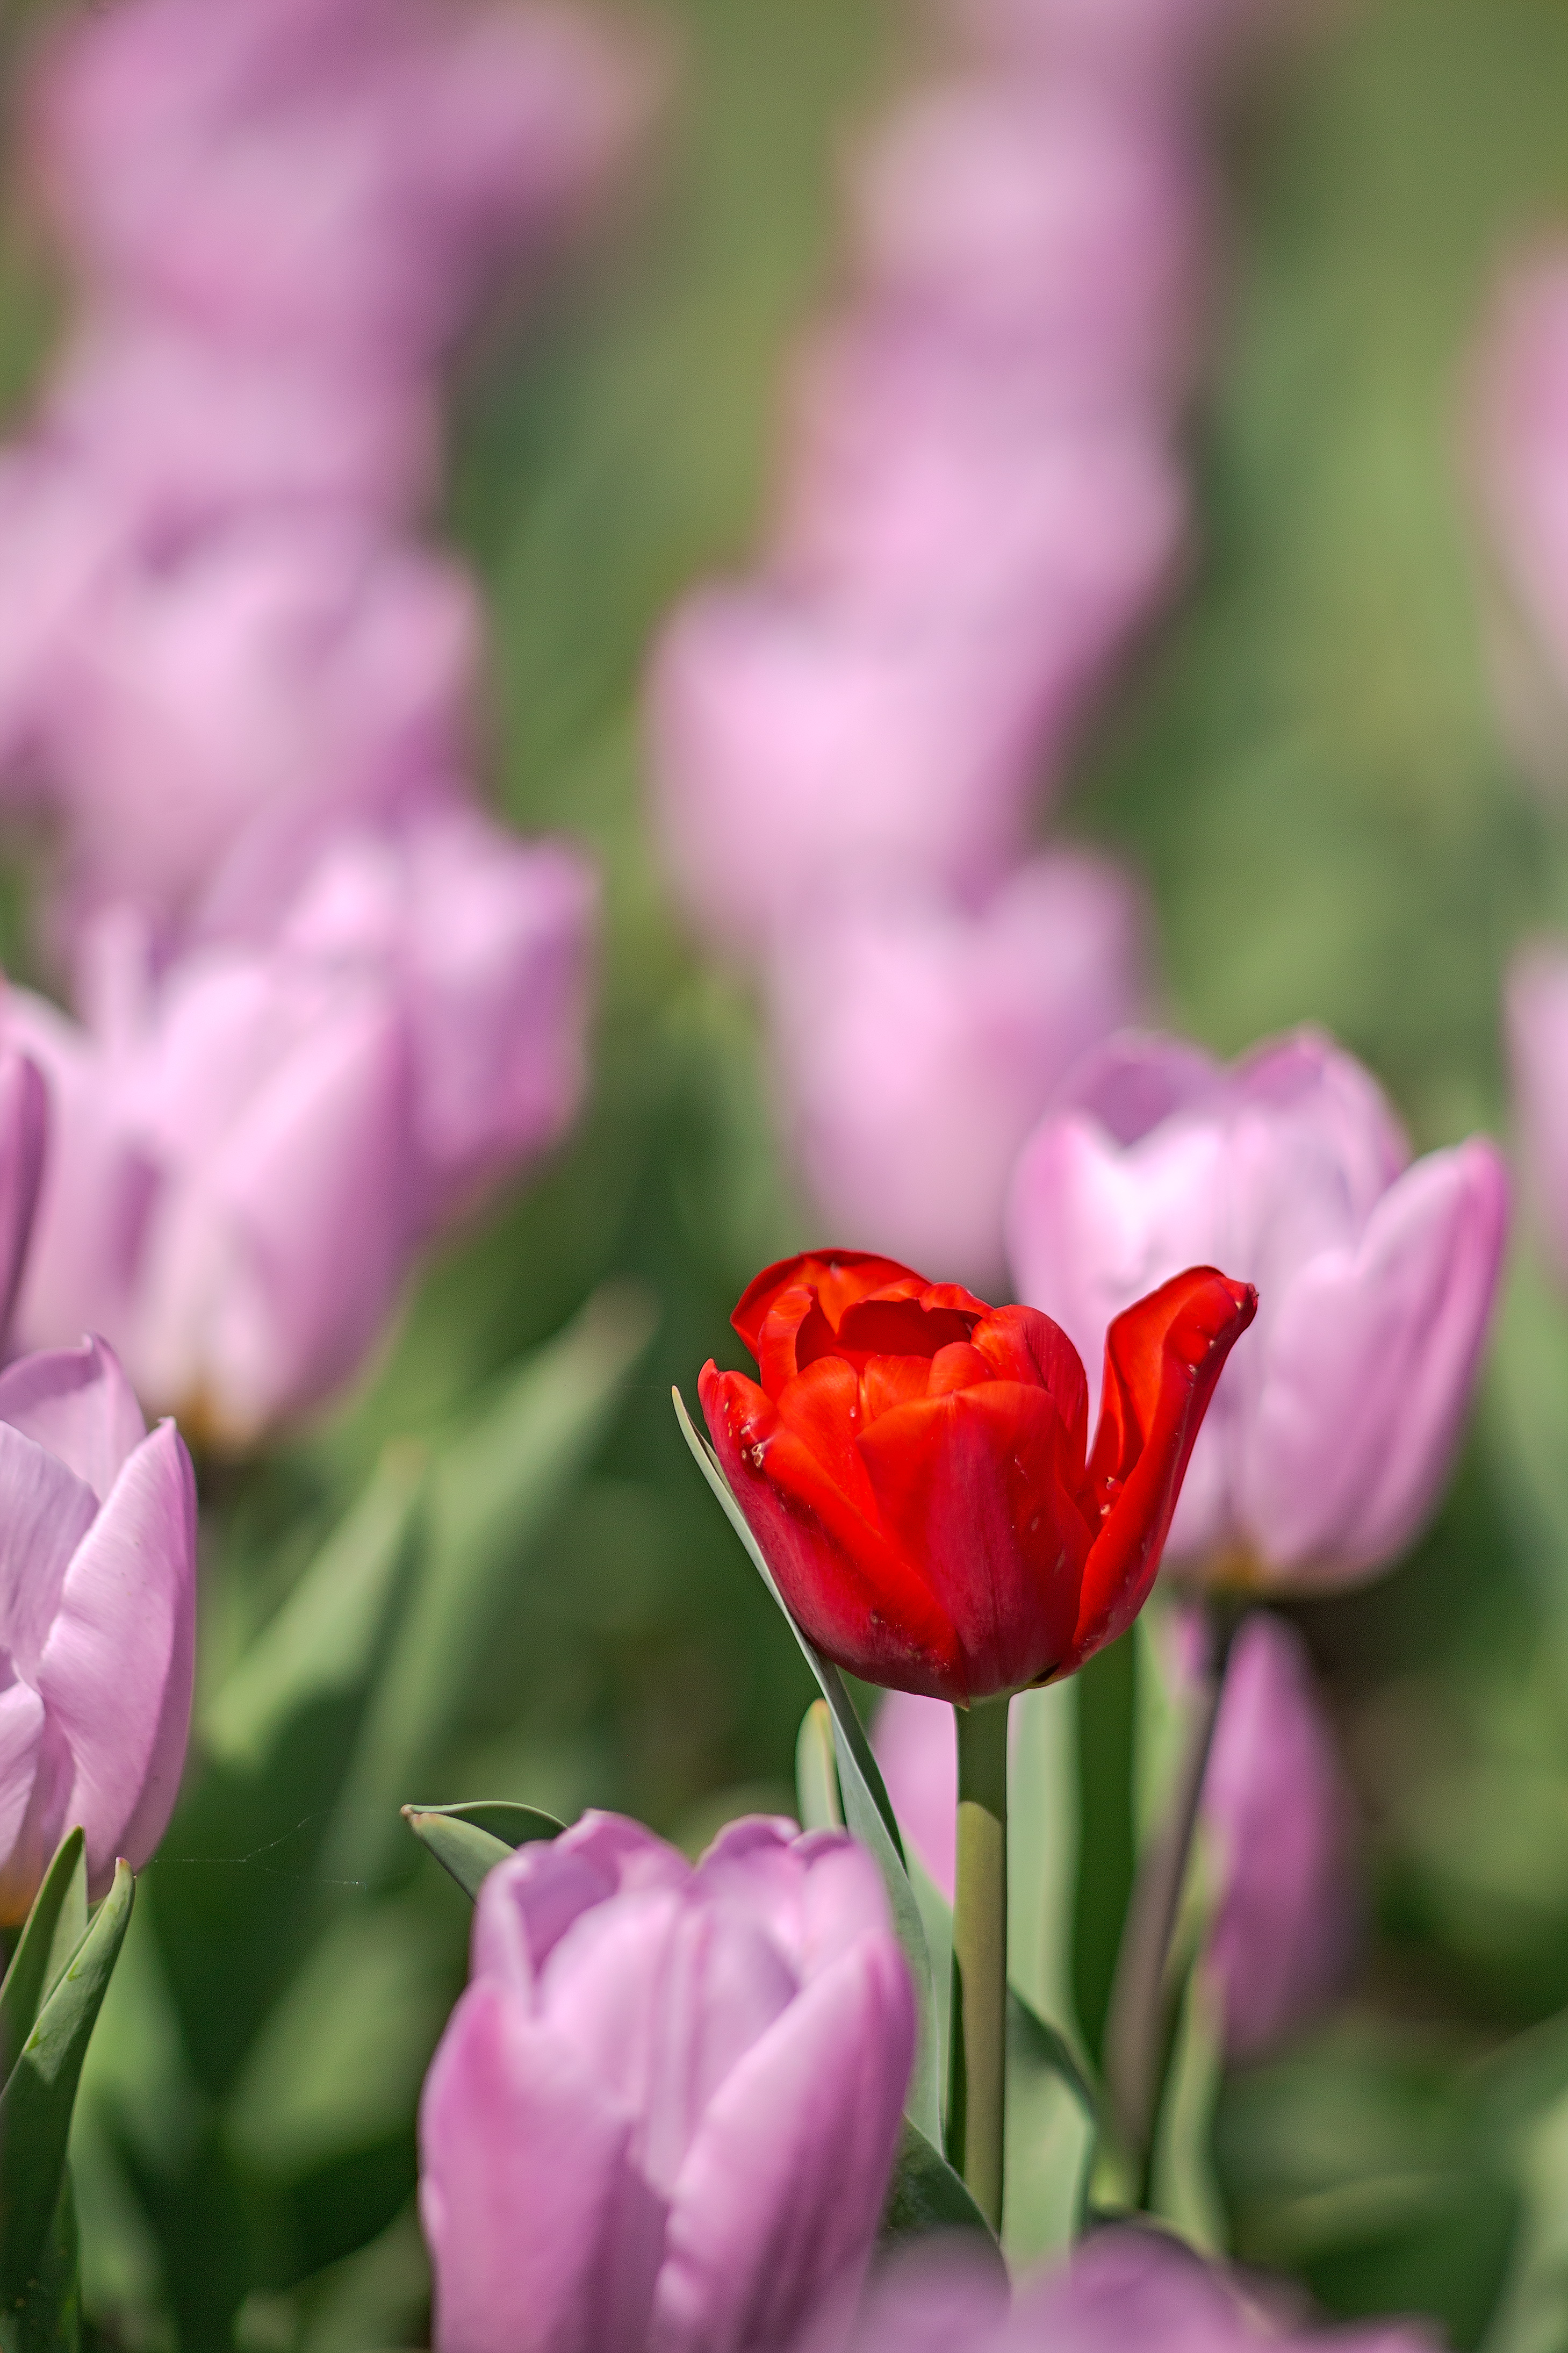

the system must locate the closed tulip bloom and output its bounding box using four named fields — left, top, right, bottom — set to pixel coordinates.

left=1008, top=1028, right=1509, bottom=1588
left=769, top=853, right=1147, bottom=1291
left=37, top=521, right=478, bottom=954
left=848, top=81, right=1213, bottom=402
left=32, top=0, right=643, bottom=370
left=841, top=2222, right=1432, bottom=2353
left=0, top=1336, right=197, bottom=1923
left=1202, top=1610, right=1360, bottom=2060
left=700, top=1250, right=1255, bottom=1701
left=419, top=1811, right=913, bottom=2353
left=647, top=583, right=1072, bottom=959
